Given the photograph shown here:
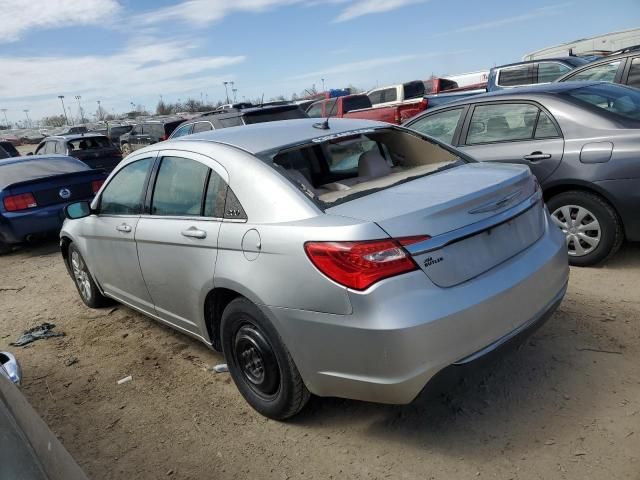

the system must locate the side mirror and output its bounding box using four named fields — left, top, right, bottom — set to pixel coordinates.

left=0, top=352, right=22, bottom=385
left=65, top=201, right=92, bottom=220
